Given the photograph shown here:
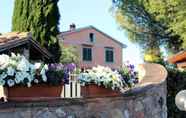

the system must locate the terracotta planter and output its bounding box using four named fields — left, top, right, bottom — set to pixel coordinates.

left=7, top=84, right=63, bottom=101
left=81, top=84, right=121, bottom=98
